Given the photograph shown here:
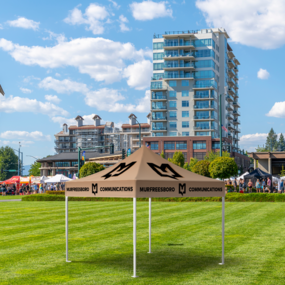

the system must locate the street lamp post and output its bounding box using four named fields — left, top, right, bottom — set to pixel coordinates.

left=26, top=155, right=38, bottom=160
left=135, top=119, right=141, bottom=148
left=219, top=94, right=222, bottom=157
